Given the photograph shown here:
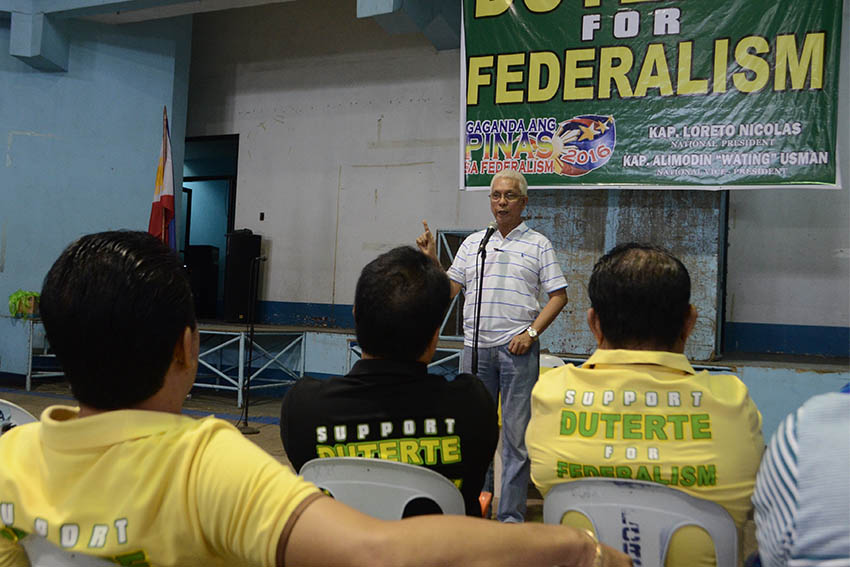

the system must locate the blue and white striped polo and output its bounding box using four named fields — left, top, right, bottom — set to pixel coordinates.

left=752, top=392, right=850, bottom=567
left=447, top=222, right=567, bottom=348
